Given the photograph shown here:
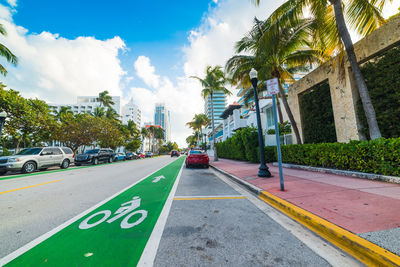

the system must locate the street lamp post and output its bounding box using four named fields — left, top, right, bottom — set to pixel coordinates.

left=249, top=68, right=271, bottom=178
